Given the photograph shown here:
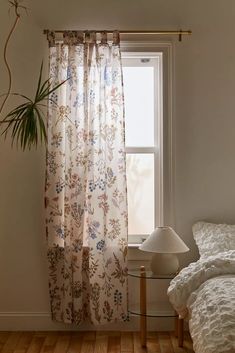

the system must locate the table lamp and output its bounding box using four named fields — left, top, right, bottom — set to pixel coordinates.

left=139, top=226, right=189, bottom=275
